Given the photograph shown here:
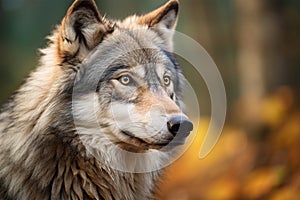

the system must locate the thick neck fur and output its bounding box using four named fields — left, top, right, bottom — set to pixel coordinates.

left=0, top=31, right=162, bottom=200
